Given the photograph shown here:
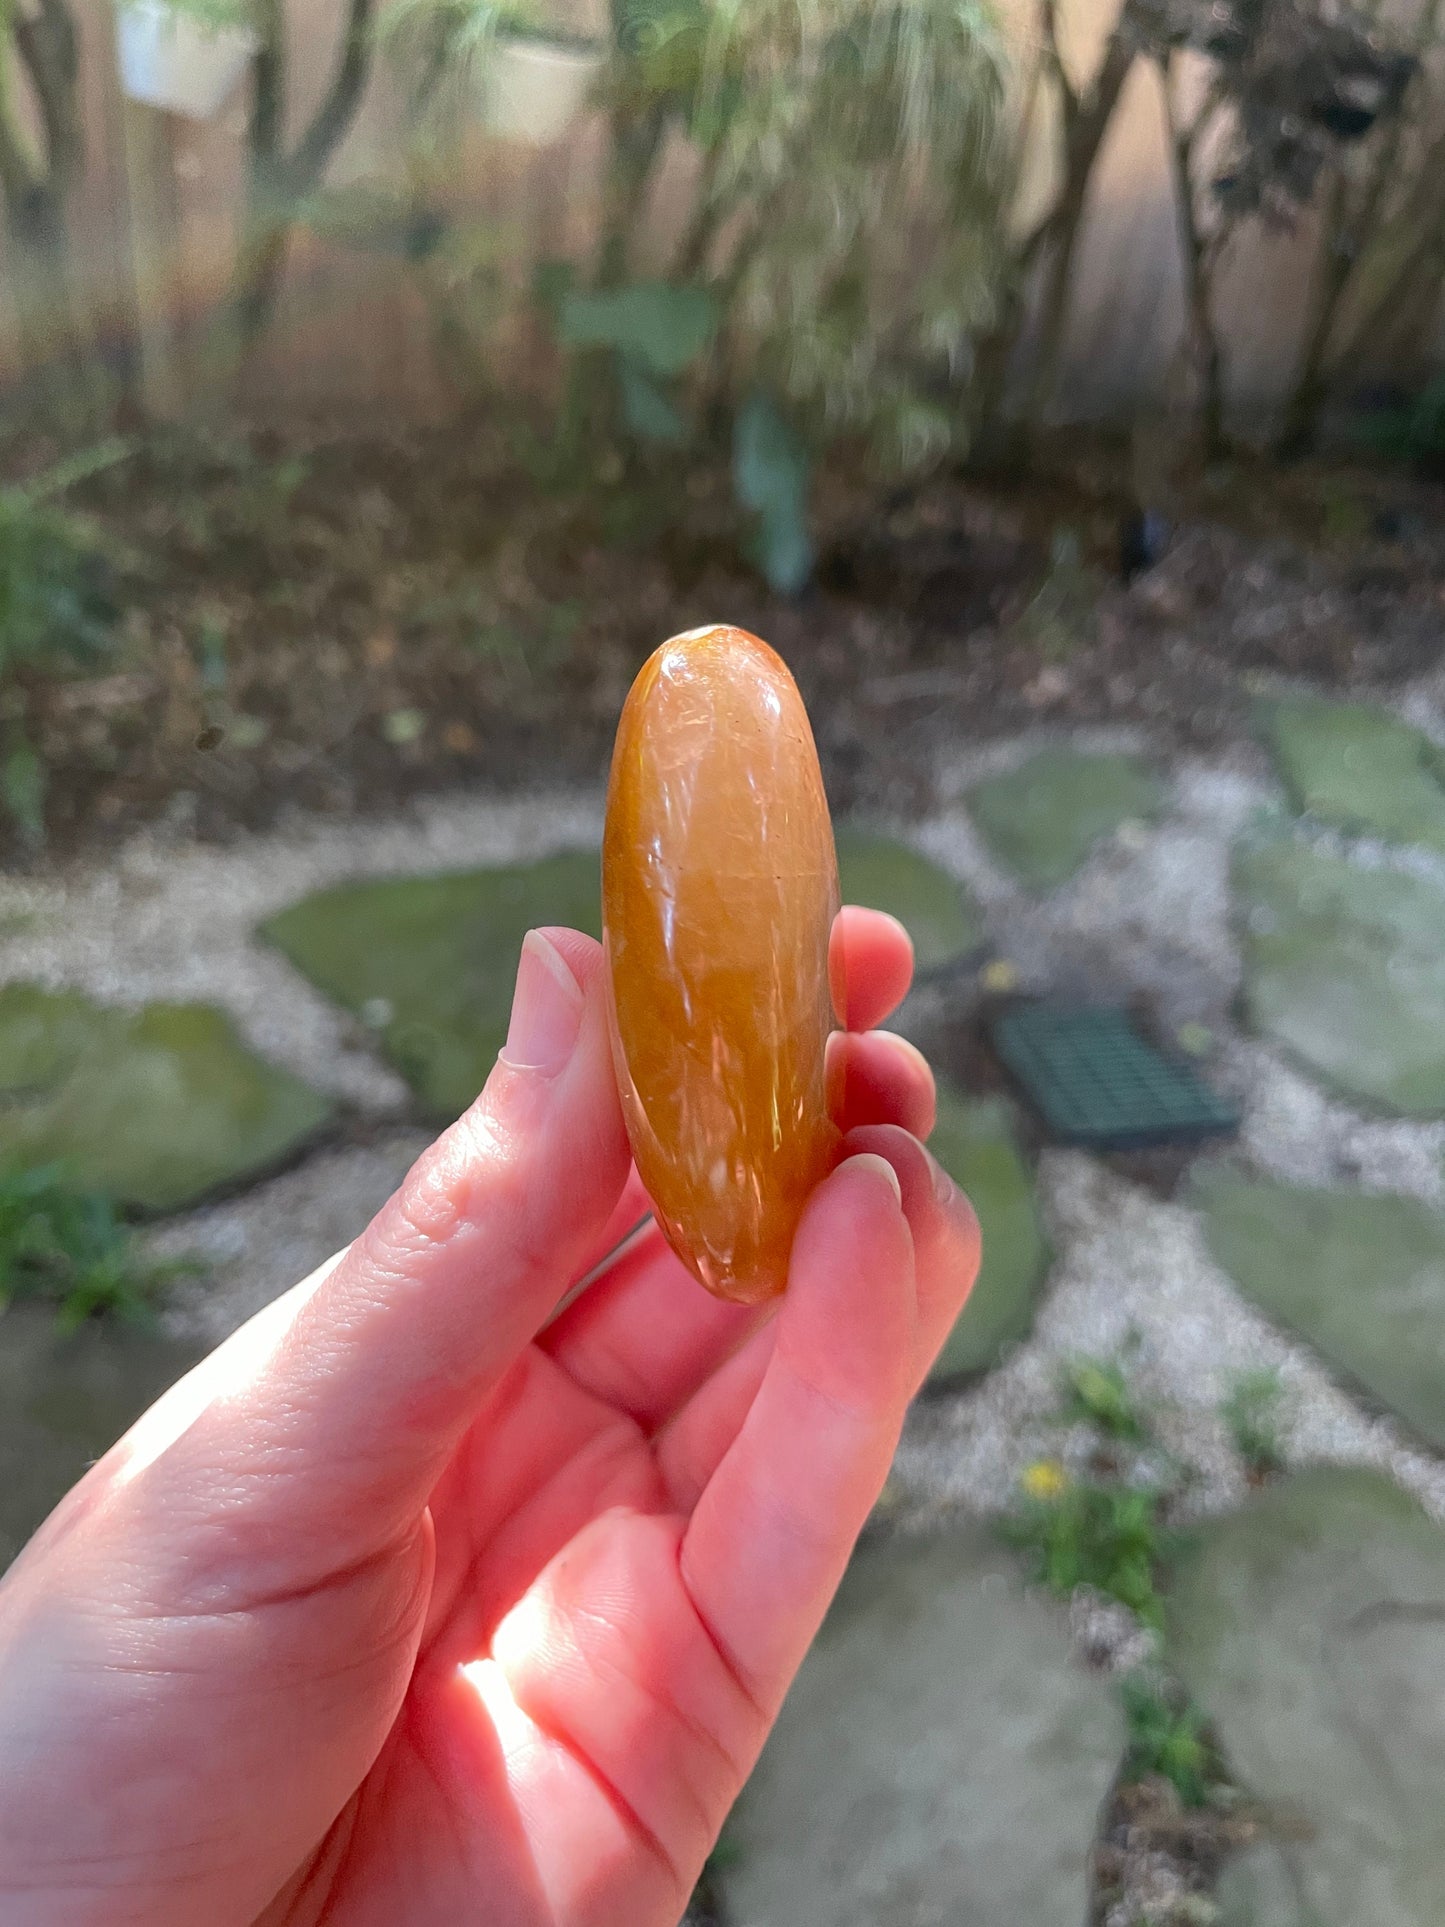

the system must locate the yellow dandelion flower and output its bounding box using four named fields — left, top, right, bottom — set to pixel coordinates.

left=1021, top=1458, right=1069, bottom=1502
